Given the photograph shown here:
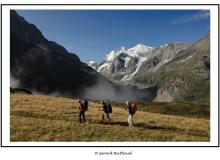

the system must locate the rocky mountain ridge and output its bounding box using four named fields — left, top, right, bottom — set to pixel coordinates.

left=88, top=34, right=210, bottom=103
